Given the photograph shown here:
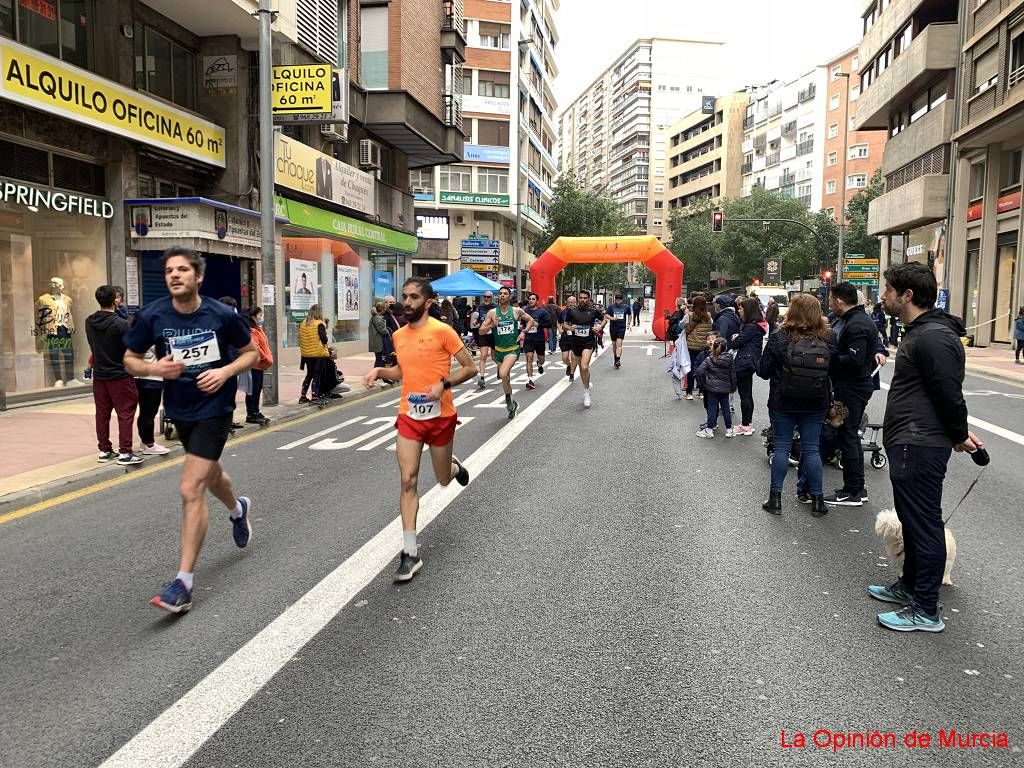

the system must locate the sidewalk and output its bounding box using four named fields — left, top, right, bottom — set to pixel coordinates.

left=962, top=345, right=1023, bottom=385
left=0, top=352, right=387, bottom=511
